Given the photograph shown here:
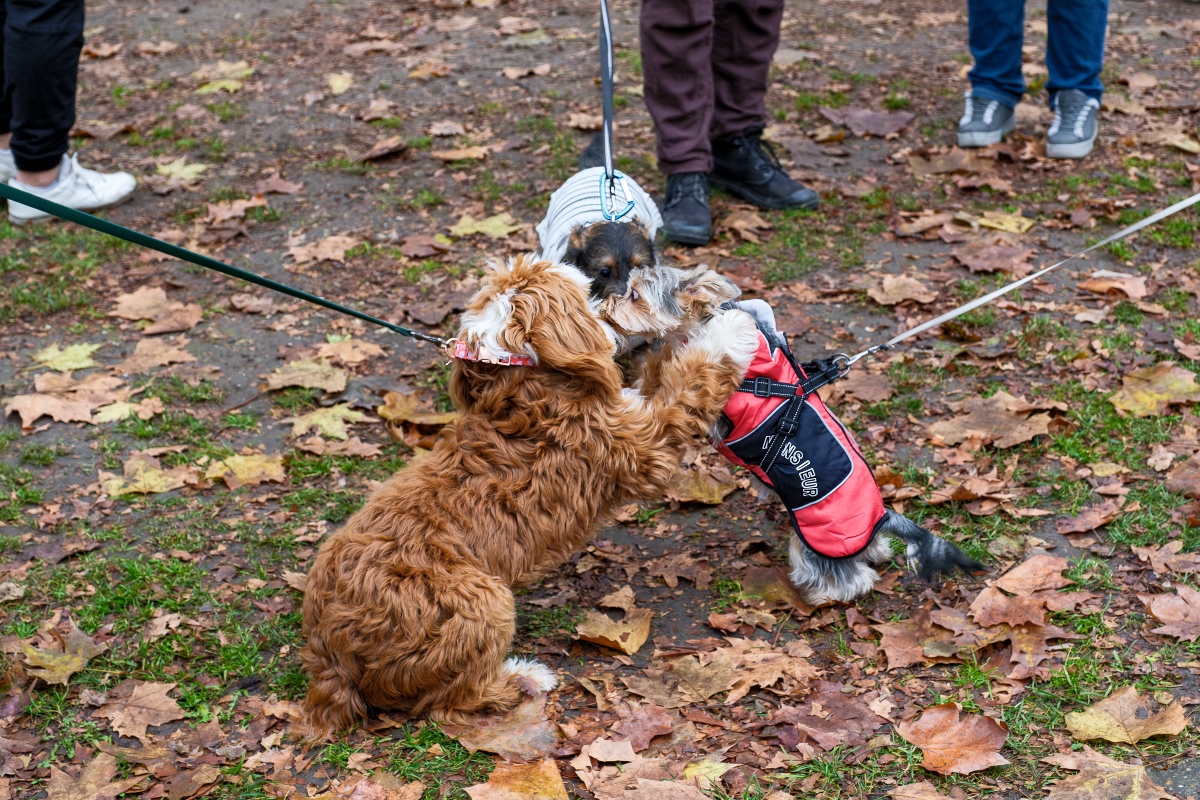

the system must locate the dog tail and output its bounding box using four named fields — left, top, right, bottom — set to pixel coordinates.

left=879, top=510, right=986, bottom=580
